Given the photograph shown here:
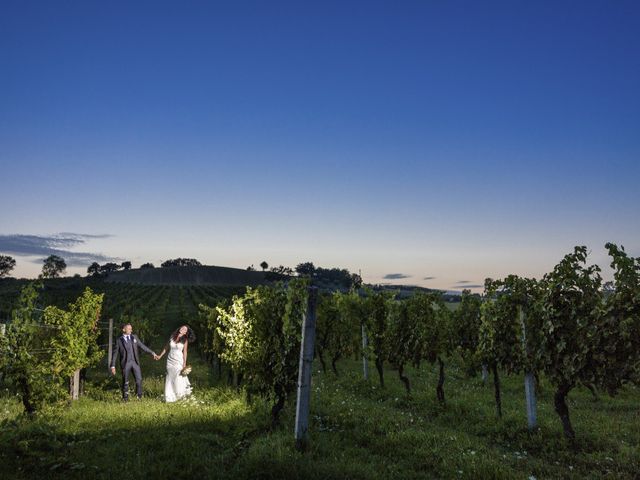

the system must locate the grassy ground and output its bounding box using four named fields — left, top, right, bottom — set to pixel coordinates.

left=1, top=353, right=638, bottom=479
